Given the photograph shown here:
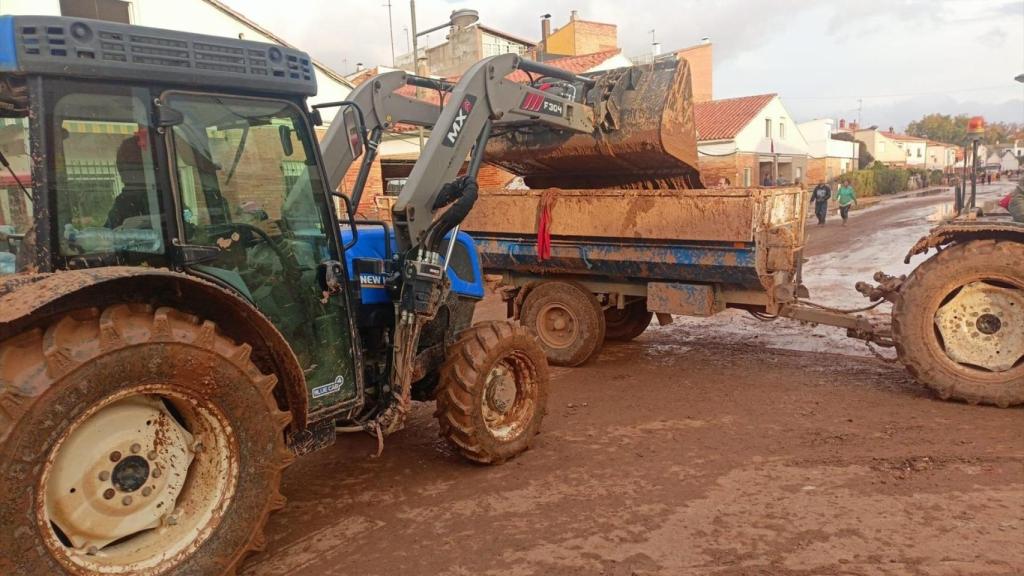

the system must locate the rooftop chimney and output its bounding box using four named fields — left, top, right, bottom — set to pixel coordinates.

left=355, top=62, right=364, bottom=72
left=541, top=13, right=551, bottom=46
left=839, top=118, right=846, bottom=129
left=570, top=9, right=578, bottom=21
left=651, top=42, right=661, bottom=56
left=889, top=126, right=894, bottom=133
left=699, top=36, right=710, bottom=45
